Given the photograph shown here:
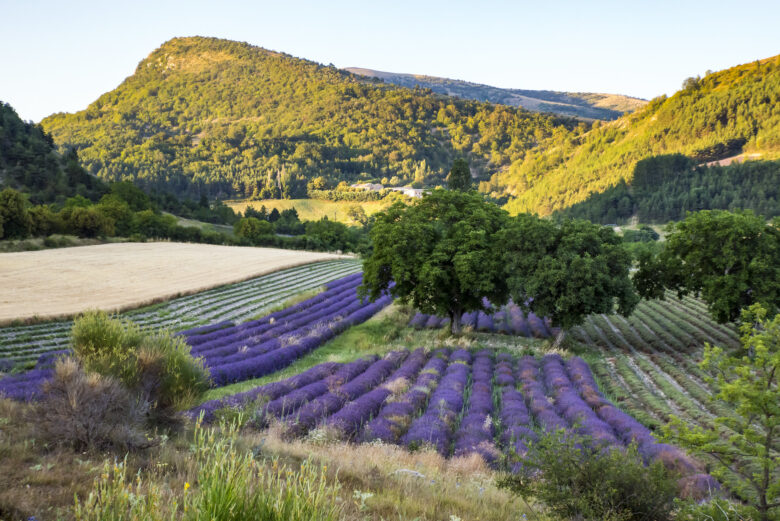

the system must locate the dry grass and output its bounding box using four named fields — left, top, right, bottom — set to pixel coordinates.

left=256, top=424, right=542, bottom=521
left=0, top=397, right=543, bottom=521
left=0, top=242, right=348, bottom=324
